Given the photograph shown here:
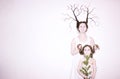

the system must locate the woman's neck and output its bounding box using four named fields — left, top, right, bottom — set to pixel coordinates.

left=79, top=33, right=86, bottom=37
left=78, top=33, right=87, bottom=41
